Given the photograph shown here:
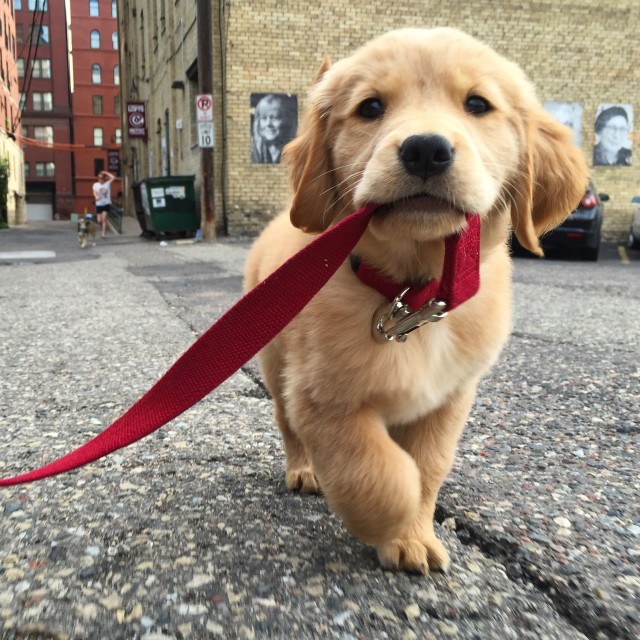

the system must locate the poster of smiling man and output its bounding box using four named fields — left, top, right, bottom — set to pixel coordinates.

left=250, top=93, right=298, bottom=164
left=593, top=104, right=633, bottom=166
left=544, top=101, right=582, bottom=147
